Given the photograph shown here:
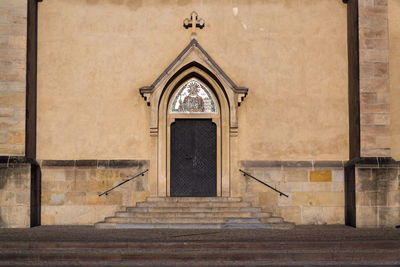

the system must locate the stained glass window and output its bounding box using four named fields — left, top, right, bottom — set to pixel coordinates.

left=170, top=78, right=217, bottom=113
